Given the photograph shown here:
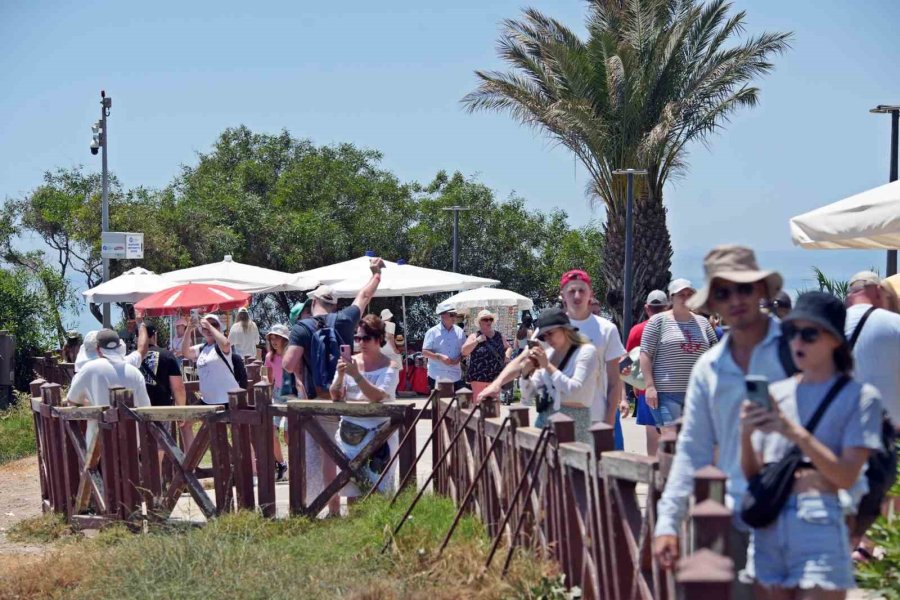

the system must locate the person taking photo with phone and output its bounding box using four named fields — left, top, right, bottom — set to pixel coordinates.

left=330, top=314, right=399, bottom=502
left=739, top=292, right=883, bottom=598
left=181, top=313, right=237, bottom=406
